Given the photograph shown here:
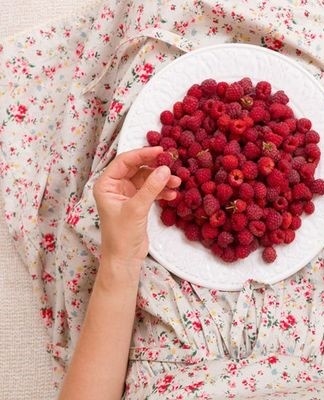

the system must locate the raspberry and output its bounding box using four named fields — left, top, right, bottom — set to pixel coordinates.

left=170, top=126, right=182, bottom=141
left=187, top=84, right=203, bottom=99
left=187, top=142, right=202, bottom=158
left=231, top=213, right=248, bottom=231
left=281, top=211, right=292, bottom=229
left=202, top=116, right=216, bottom=133
left=237, top=229, right=254, bottom=245
left=263, top=131, right=283, bottom=148
left=287, top=169, right=300, bottom=185
left=292, top=183, right=312, bottom=201
left=173, top=102, right=184, bottom=119
left=176, top=166, right=190, bottom=181
left=216, top=183, right=234, bottom=204
left=184, top=188, right=202, bottom=209
left=211, top=242, right=224, bottom=257
left=282, top=136, right=298, bottom=153
left=267, top=169, right=287, bottom=190
left=157, top=151, right=173, bottom=167
left=239, top=182, right=254, bottom=201
left=270, top=90, right=289, bottom=104
left=273, top=196, right=288, bottom=211
left=225, top=102, right=242, bottom=118
left=160, top=208, right=177, bottom=226
left=285, top=118, right=297, bottom=133
left=235, top=245, right=251, bottom=259
left=284, top=229, right=295, bottom=244
left=217, top=231, right=234, bottom=248
left=289, top=201, right=304, bottom=216
left=249, top=106, right=267, bottom=123
left=246, top=203, right=263, bottom=220
left=201, top=222, right=218, bottom=240
left=178, top=130, right=195, bottom=148
left=262, top=142, right=279, bottom=161
left=294, top=132, right=305, bottom=147
left=221, top=246, right=237, bottom=263
left=253, top=182, right=267, bottom=199
left=305, top=130, right=320, bottom=144
left=277, top=159, right=292, bottom=175
left=223, top=140, right=241, bottom=155
left=239, top=77, right=253, bottom=94
left=225, top=82, right=244, bottom=102
left=249, top=220, right=266, bottom=237
left=216, top=81, right=229, bottom=97
left=209, top=133, right=227, bottom=153
left=161, top=125, right=172, bottom=137
left=272, top=122, right=290, bottom=137
left=269, top=103, right=293, bottom=120
left=255, top=81, right=272, bottom=100
left=242, top=161, right=258, bottom=180
left=217, top=114, right=231, bottom=131
left=266, top=187, right=280, bottom=202
left=214, top=169, right=228, bottom=183
left=194, top=206, right=208, bottom=224
left=230, top=119, right=247, bottom=135
left=167, top=191, right=183, bottom=208
left=160, top=137, right=177, bottom=150
left=310, top=179, right=324, bottom=195
left=146, top=130, right=161, bottom=146
left=160, top=110, right=174, bottom=125
left=210, top=101, right=226, bottom=119
left=299, top=163, right=315, bottom=182
left=182, top=95, right=199, bottom=115
left=228, top=169, right=244, bottom=187
left=227, top=199, right=247, bottom=213
left=197, top=150, right=213, bottom=168
left=186, top=111, right=204, bottom=131
left=201, top=181, right=216, bottom=194
left=291, top=156, right=306, bottom=170
left=262, top=247, right=277, bottom=263
left=297, top=118, right=312, bottom=133
left=290, top=215, right=302, bottom=230
left=195, top=168, right=212, bottom=185
left=304, top=201, right=315, bottom=214
left=258, top=157, right=275, bottom=176
left=184, top=223, right=201, bottom=241
left=209, top=209, right=226, bottom=227
left=222, top=154, right=239, bottom=171
left=269, top=229, right=285, bottom=244
left=203, top=194, right=220, bottom=216
left=187, top=157, right=198, bottom=174
left=266, top=209, right=283, bottom=231
left=201, top=78, right=218, bottom=96
left=243, top=142, right=261, bottom=160
left=176, top=201, right=192, bottom=219
left=305, top=143, right=321, bottom=163
left=179, top=115, right=190, bottom=128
